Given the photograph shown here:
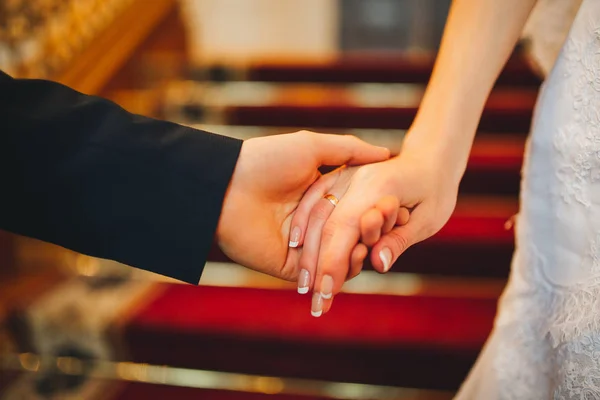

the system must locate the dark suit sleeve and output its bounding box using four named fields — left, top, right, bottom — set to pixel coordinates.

left=0, top=70, right=242, bottom=284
